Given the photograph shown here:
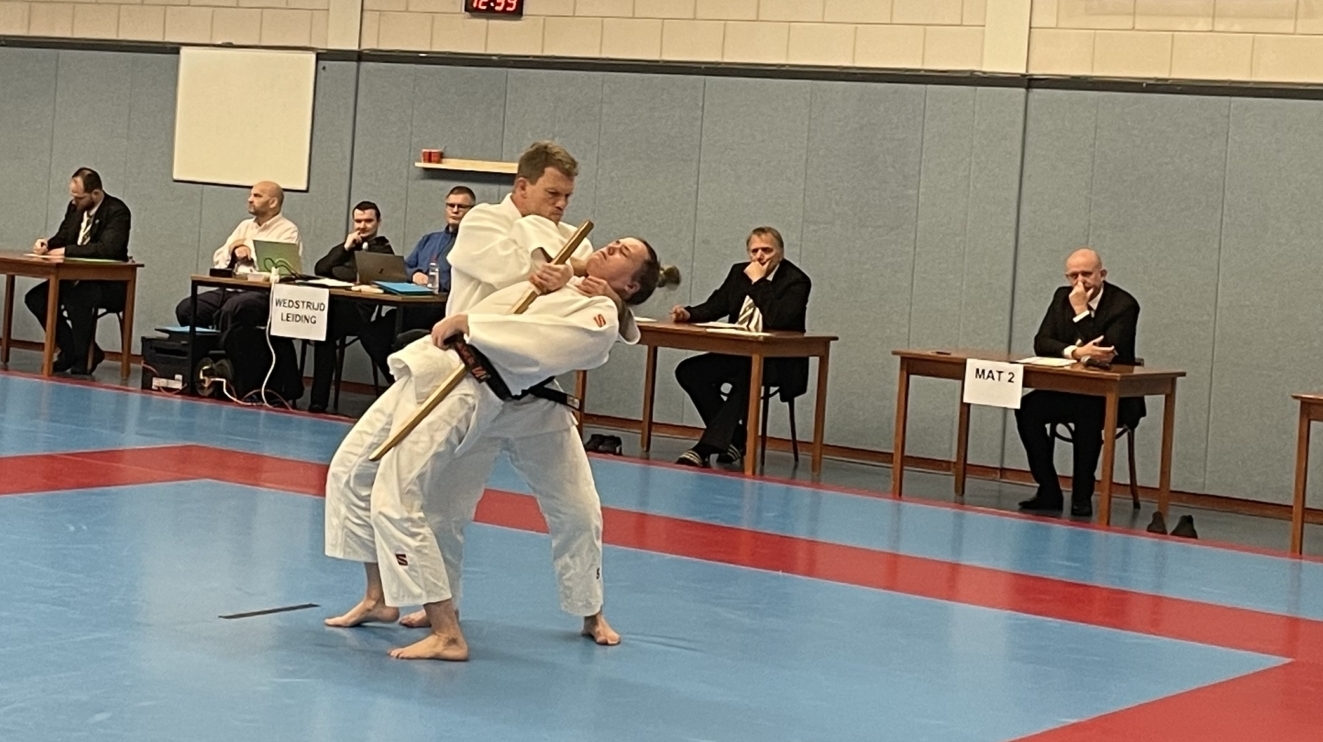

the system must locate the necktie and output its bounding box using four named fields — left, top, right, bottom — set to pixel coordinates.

left=78, top=212, right=92, bottom=246
left=737, top=296, right=758, bottom=331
